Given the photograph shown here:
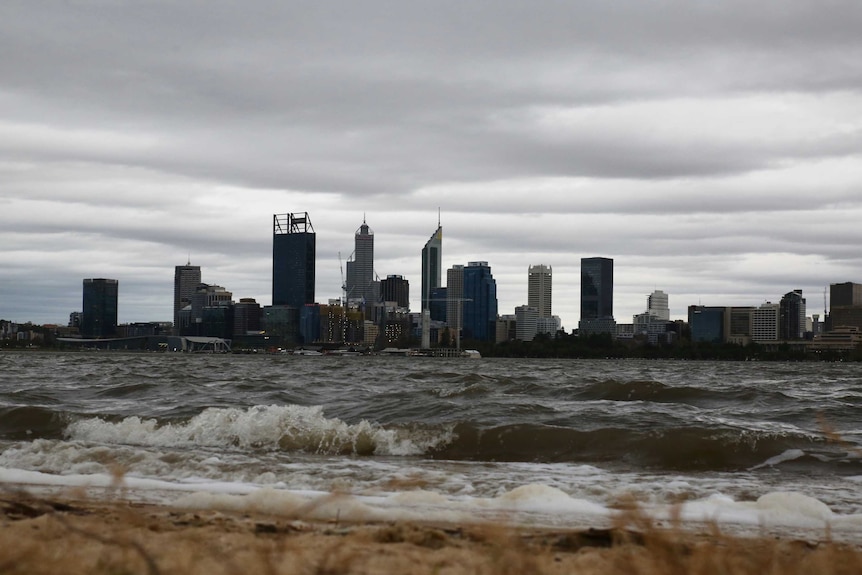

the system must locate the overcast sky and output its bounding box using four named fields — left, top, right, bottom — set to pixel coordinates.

left=2, top=1, right=861, bottom=331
